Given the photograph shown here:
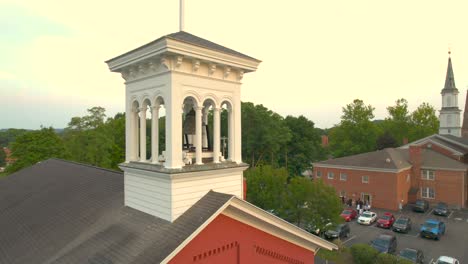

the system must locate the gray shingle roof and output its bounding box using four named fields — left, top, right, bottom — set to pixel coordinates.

left=314, top=148, right=411, bottom=170
left=166, top=31, right=259, bottom=61
left=315, top=147, right=468, bottom=172
left=106, top=31, right=259, bottom=63
left=438, top=134, right=468, bottom=147
left=397, top=148, right=468, bottom=171
left=0, top=159, right=234, bottom=264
